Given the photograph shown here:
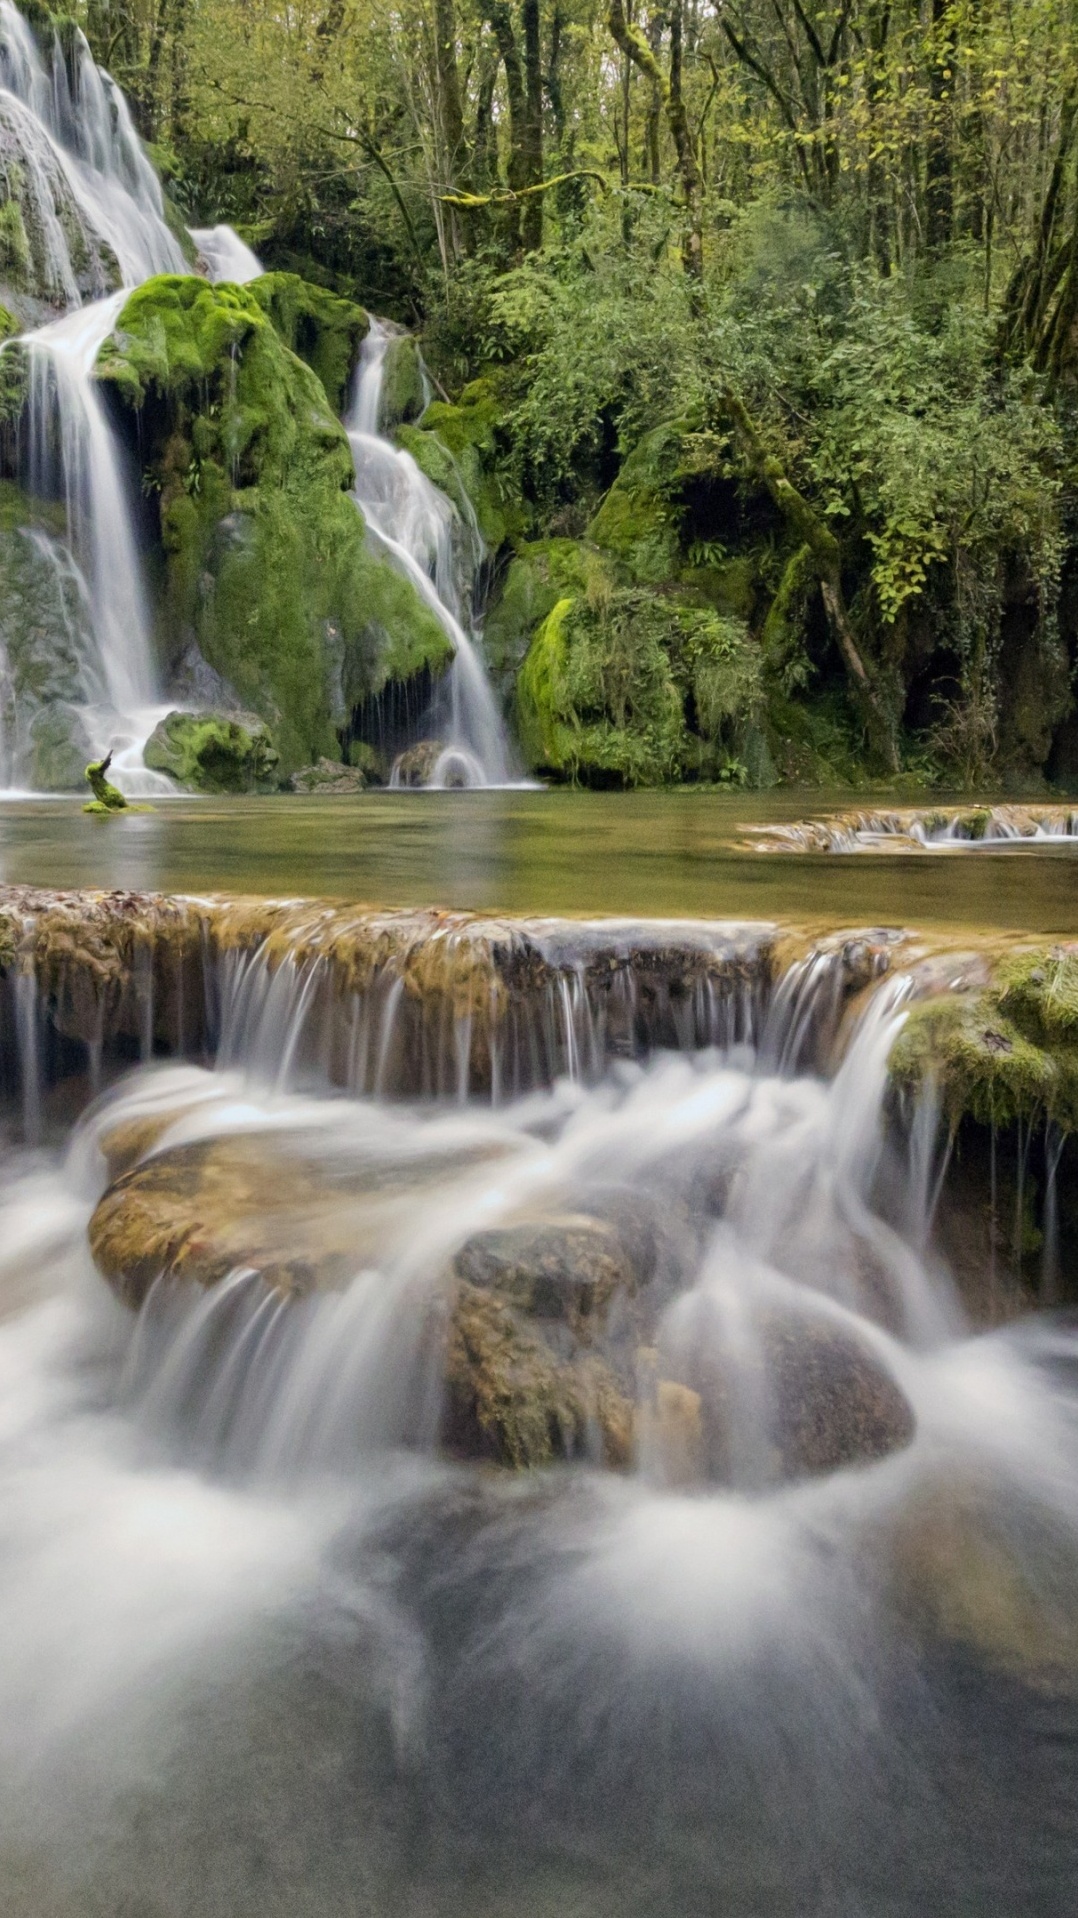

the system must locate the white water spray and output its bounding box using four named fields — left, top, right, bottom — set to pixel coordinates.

left=346, top=319, right=519, bottom=787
